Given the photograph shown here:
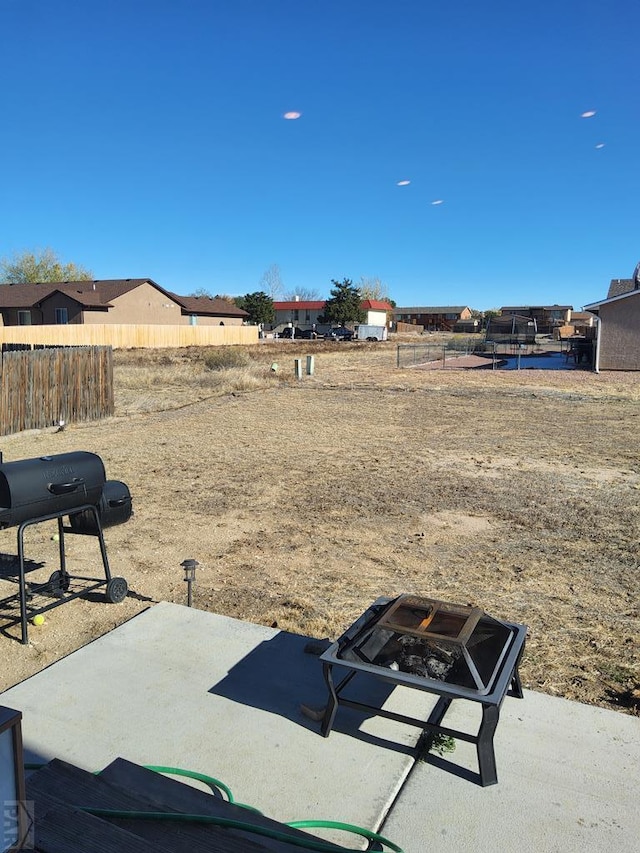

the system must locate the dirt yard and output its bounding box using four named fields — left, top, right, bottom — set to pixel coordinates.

left=1, top=340, right=638, bottom=716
